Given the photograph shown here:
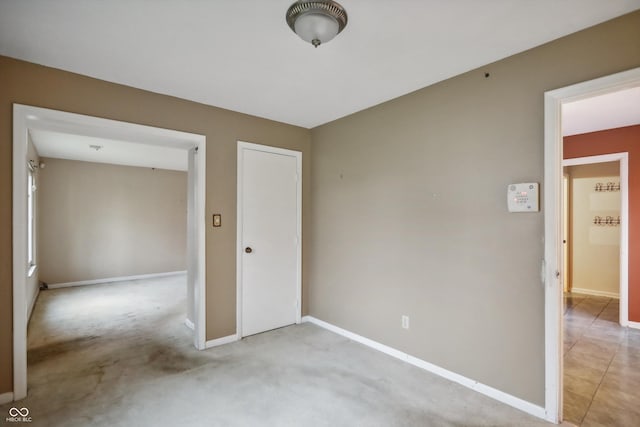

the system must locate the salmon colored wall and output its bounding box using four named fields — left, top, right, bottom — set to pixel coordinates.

left=564, top=125, right=640, bottom=322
